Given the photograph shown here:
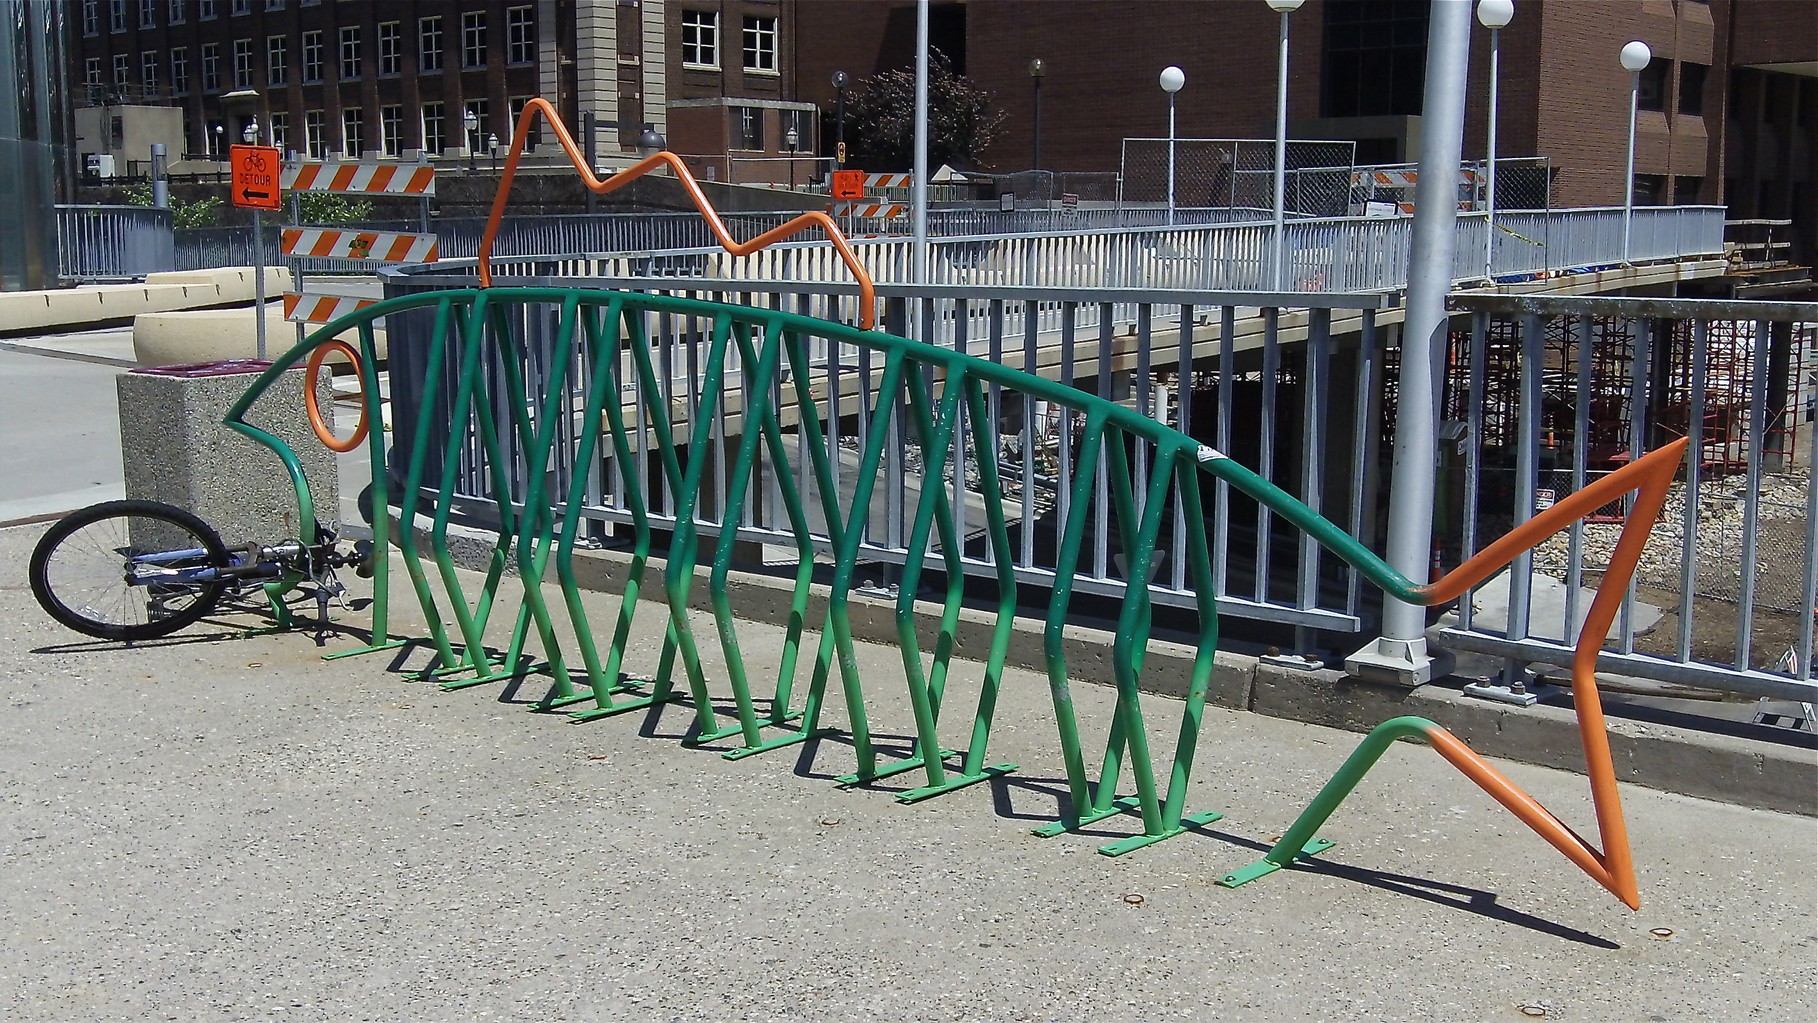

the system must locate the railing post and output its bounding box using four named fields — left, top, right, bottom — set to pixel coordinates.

left=1345, top=0, right=1471, bottom=687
